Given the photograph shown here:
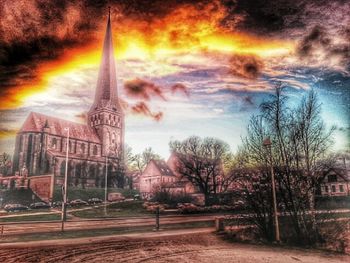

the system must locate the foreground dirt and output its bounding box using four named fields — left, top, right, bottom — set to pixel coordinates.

left=0, top=229, right=349, bottom=263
